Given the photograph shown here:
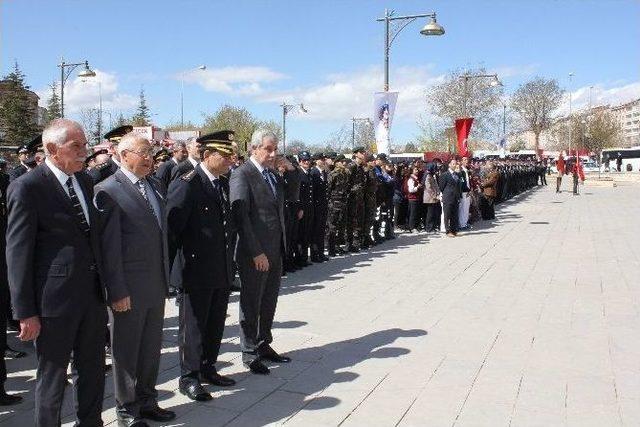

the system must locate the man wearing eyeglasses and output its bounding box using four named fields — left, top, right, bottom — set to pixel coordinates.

left=94, top=133, right=175, bottom=427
